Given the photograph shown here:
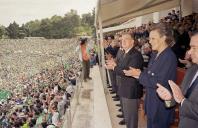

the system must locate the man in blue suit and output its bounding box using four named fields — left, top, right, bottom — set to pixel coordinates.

left=124, top=23, right=177, bottom=128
